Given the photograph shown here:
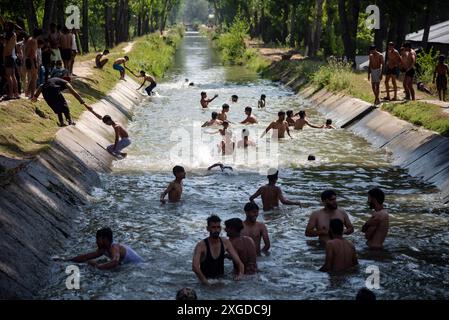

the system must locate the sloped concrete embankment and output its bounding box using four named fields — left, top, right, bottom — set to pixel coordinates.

left=0, top=78, right=144, bottom=299
left=267, top=62, right=449, bottom=204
